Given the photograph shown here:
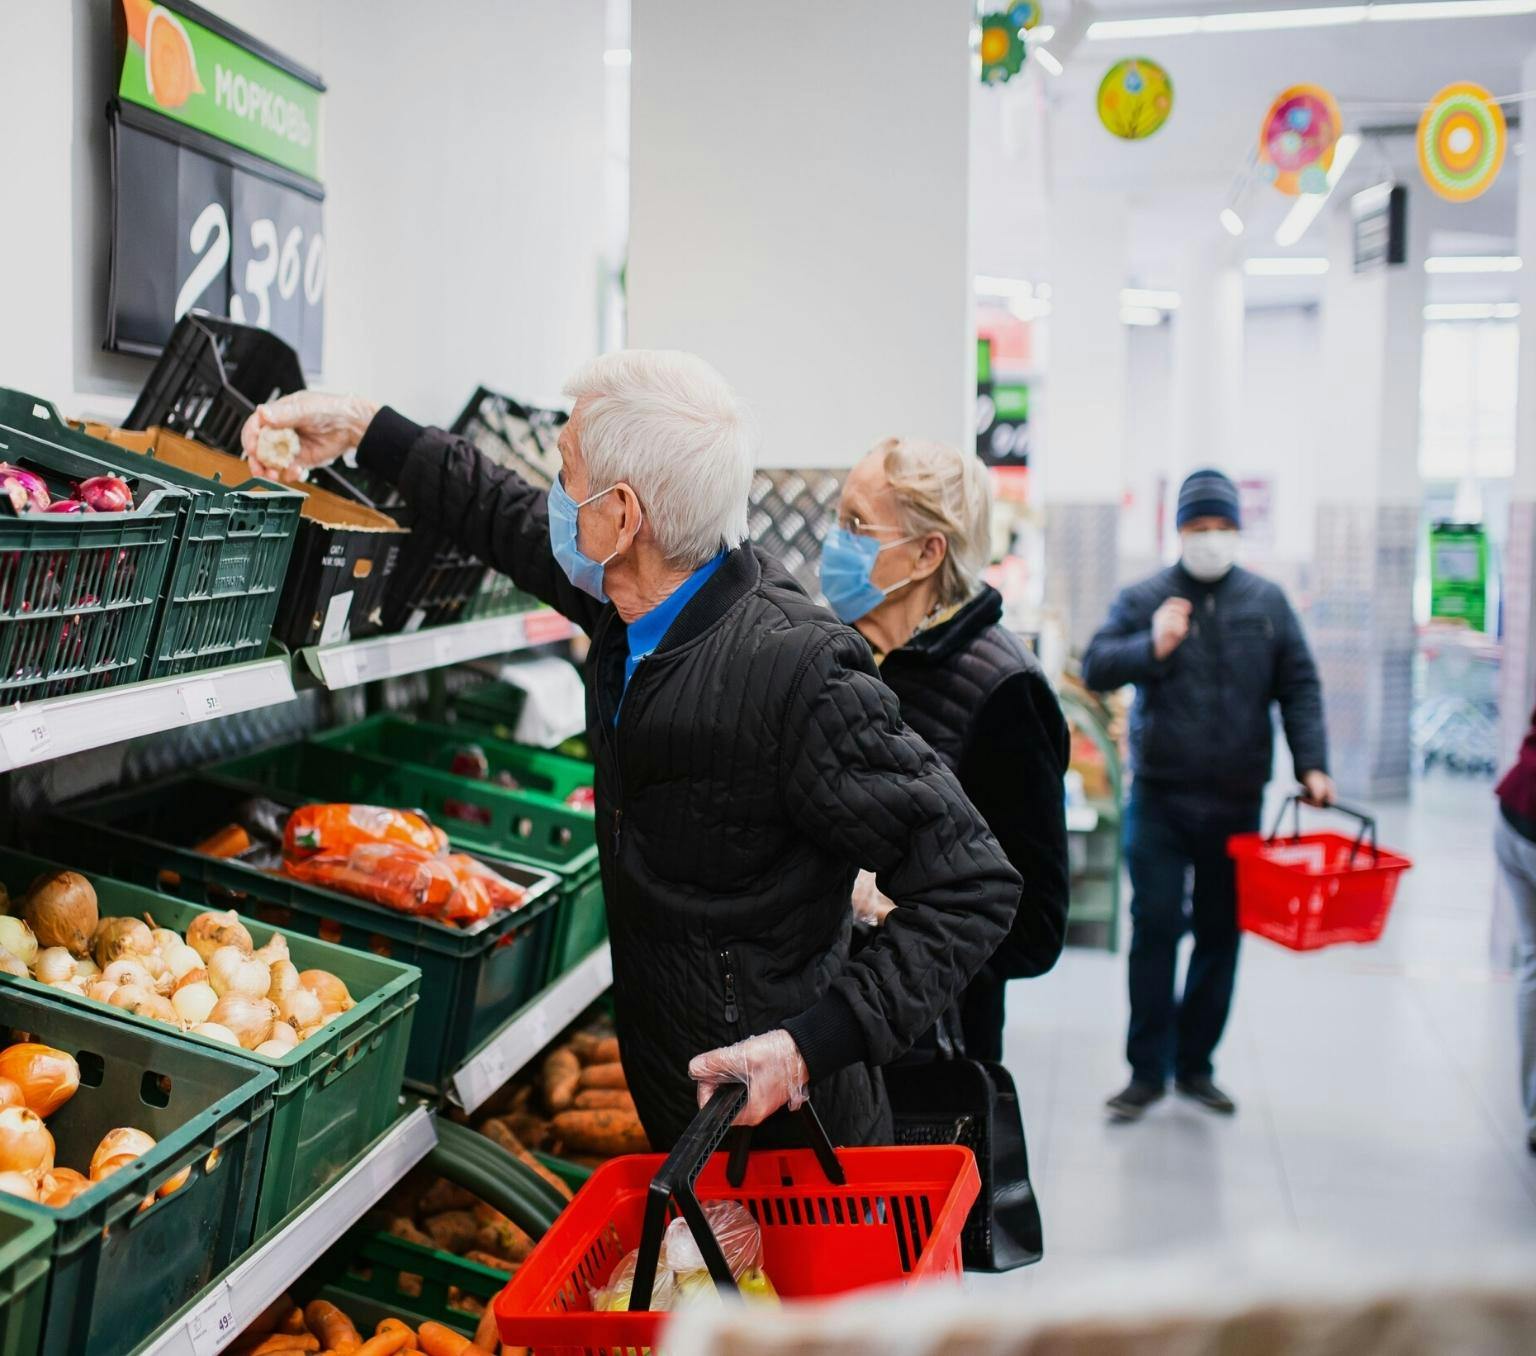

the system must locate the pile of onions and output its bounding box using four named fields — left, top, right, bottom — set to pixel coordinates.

left=8, top=895, right=353, bottom=1055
